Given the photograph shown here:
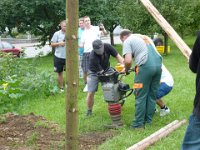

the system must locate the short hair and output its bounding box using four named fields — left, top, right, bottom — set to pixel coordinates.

left=83, top=16, right=90, bottom=21
left=60, top=20, right=68, bottom=26
left=83, top=16, right=90, bottom=19
left=120, top=29, right=132, bottom=37
left=79, top=17, right=84, bottom=22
